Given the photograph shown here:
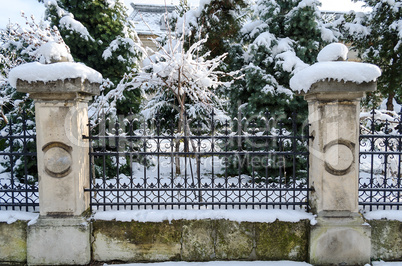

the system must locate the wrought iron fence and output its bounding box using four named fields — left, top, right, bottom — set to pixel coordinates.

left=0, top=110, right=38, bottom=211
left=359, top=109, right=402, bottom=210
left=3, top=107, right=400, bottom=212
left=84, top=112, right=311, bottom=211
